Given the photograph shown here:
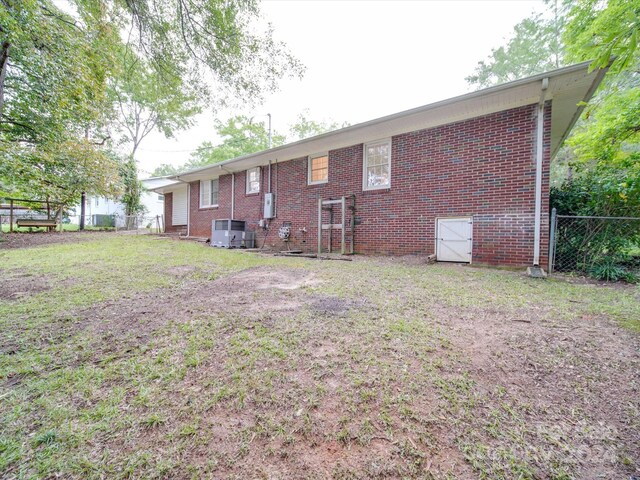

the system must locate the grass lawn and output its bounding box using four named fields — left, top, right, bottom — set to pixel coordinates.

left=1, top=234, right=638, bottom=479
